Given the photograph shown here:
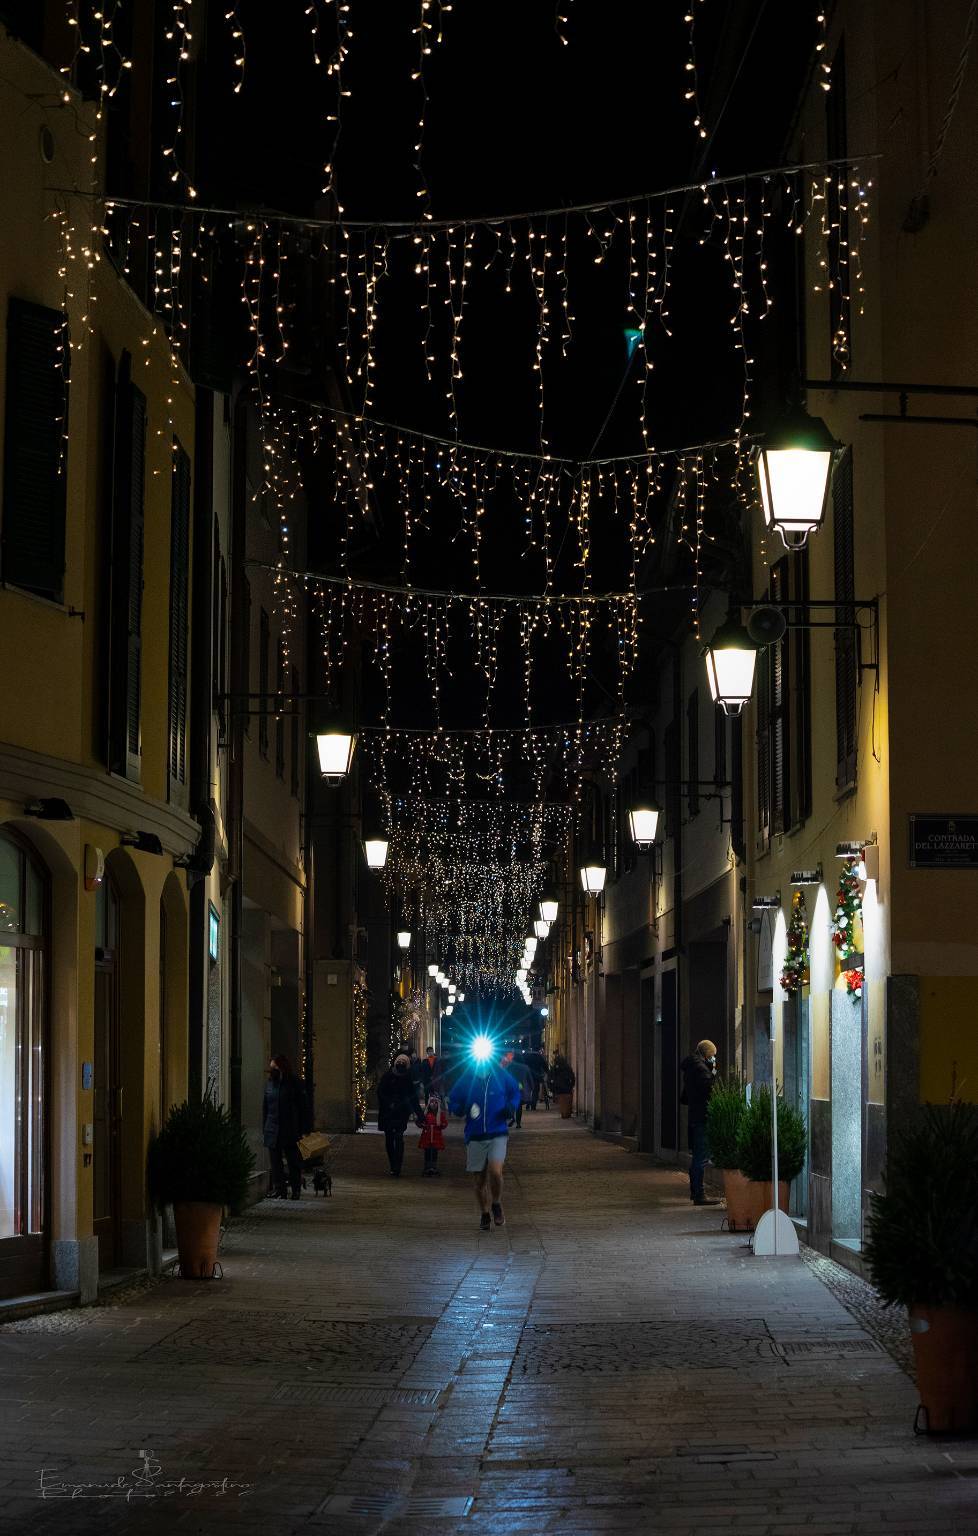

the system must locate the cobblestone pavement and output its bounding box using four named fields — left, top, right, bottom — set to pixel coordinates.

left=3, top=1114, right=978, bottom=1535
